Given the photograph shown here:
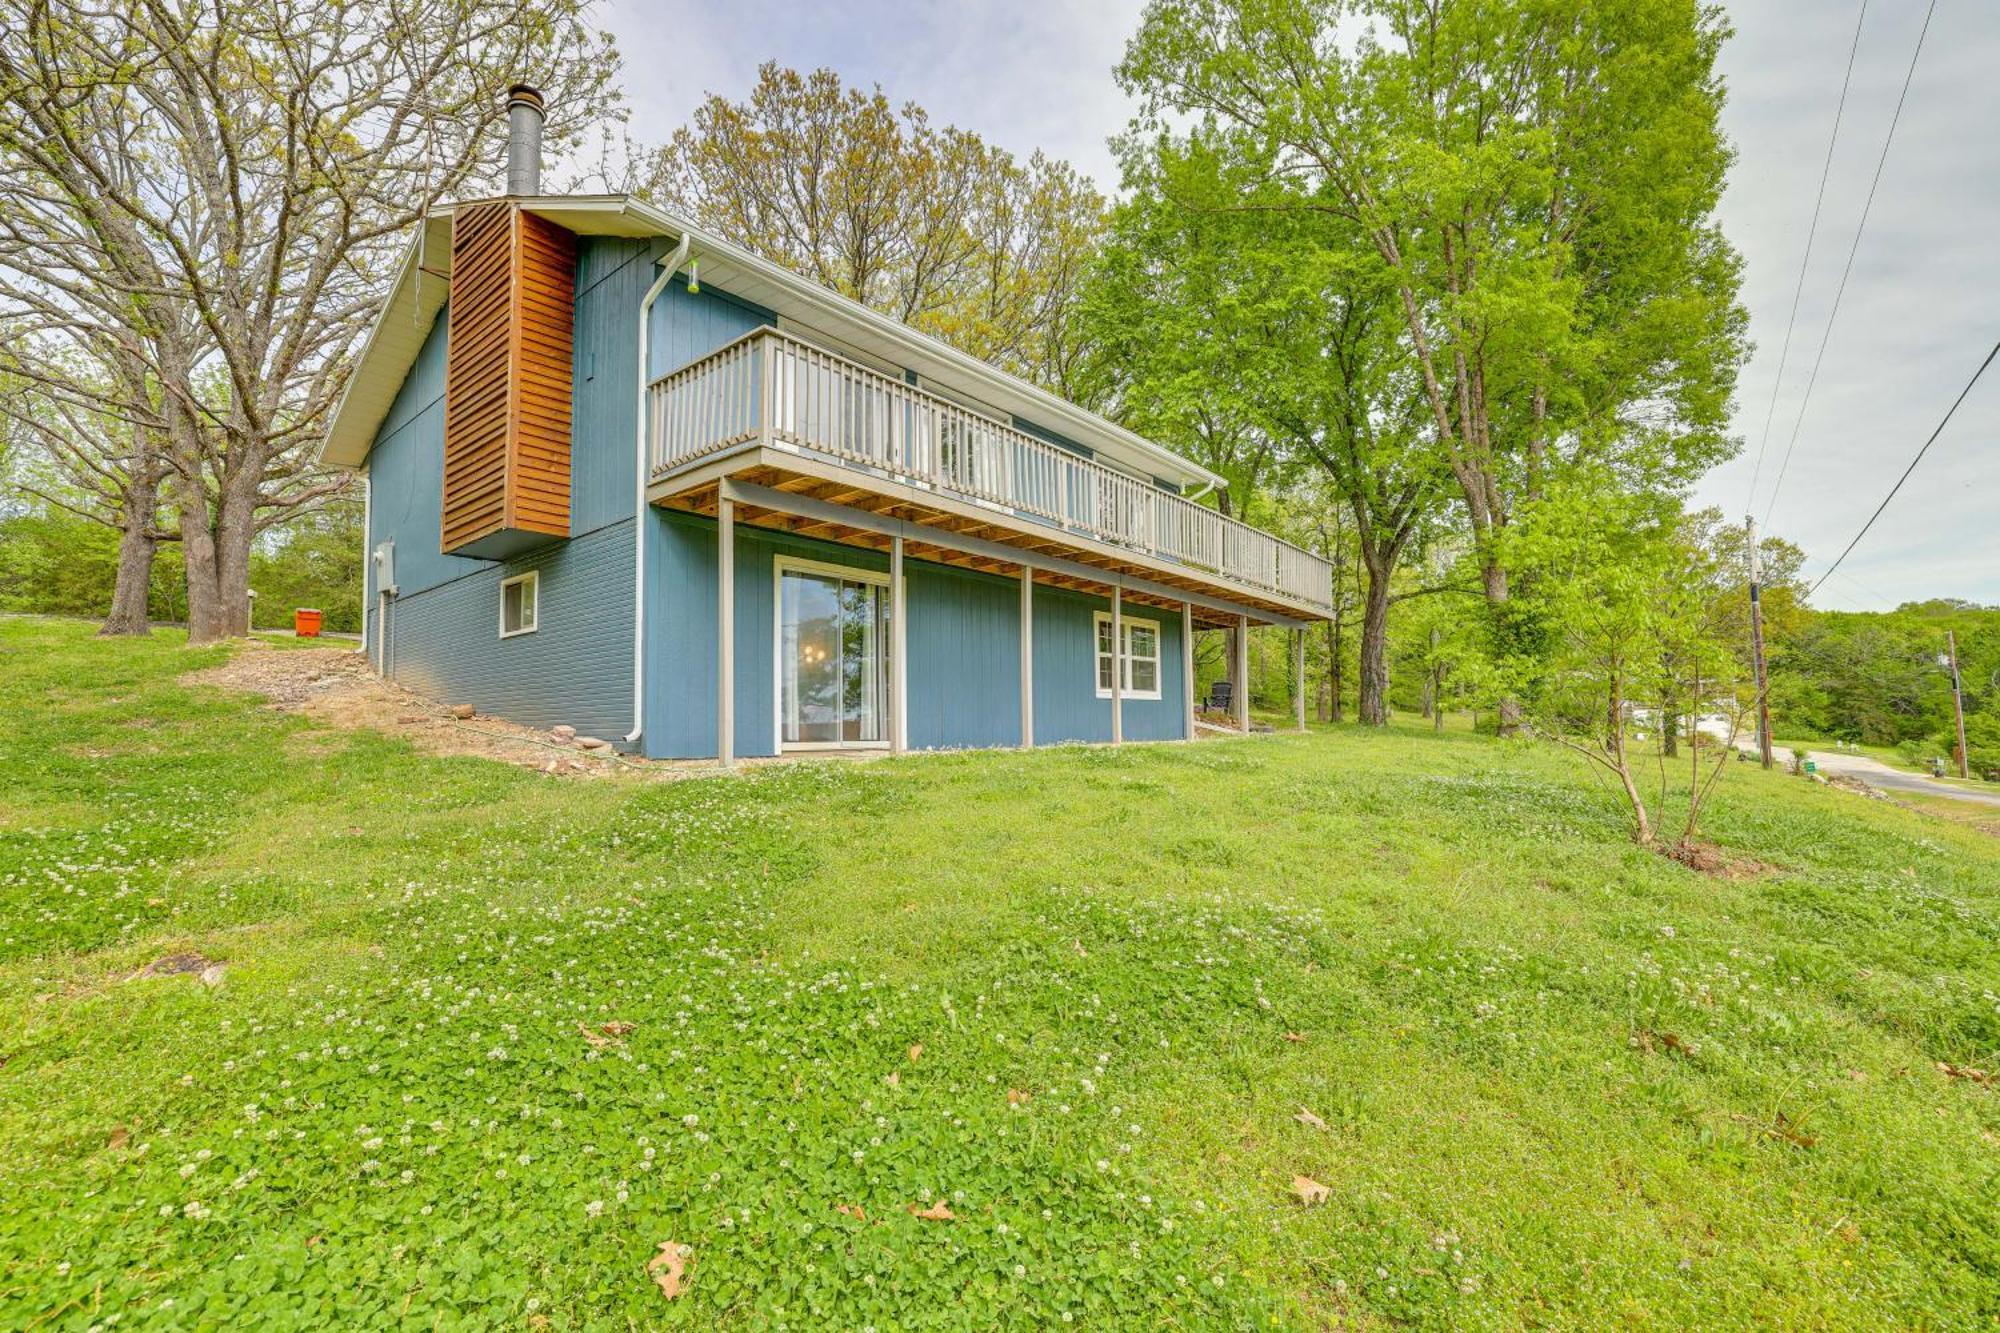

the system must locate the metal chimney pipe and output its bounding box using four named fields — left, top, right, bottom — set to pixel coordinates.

left=505, top=84, right=545, bottom=196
